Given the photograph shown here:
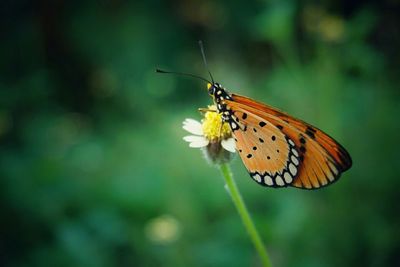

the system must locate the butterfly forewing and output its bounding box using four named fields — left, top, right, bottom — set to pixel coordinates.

left=225, top=94, right=352, bottom=189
